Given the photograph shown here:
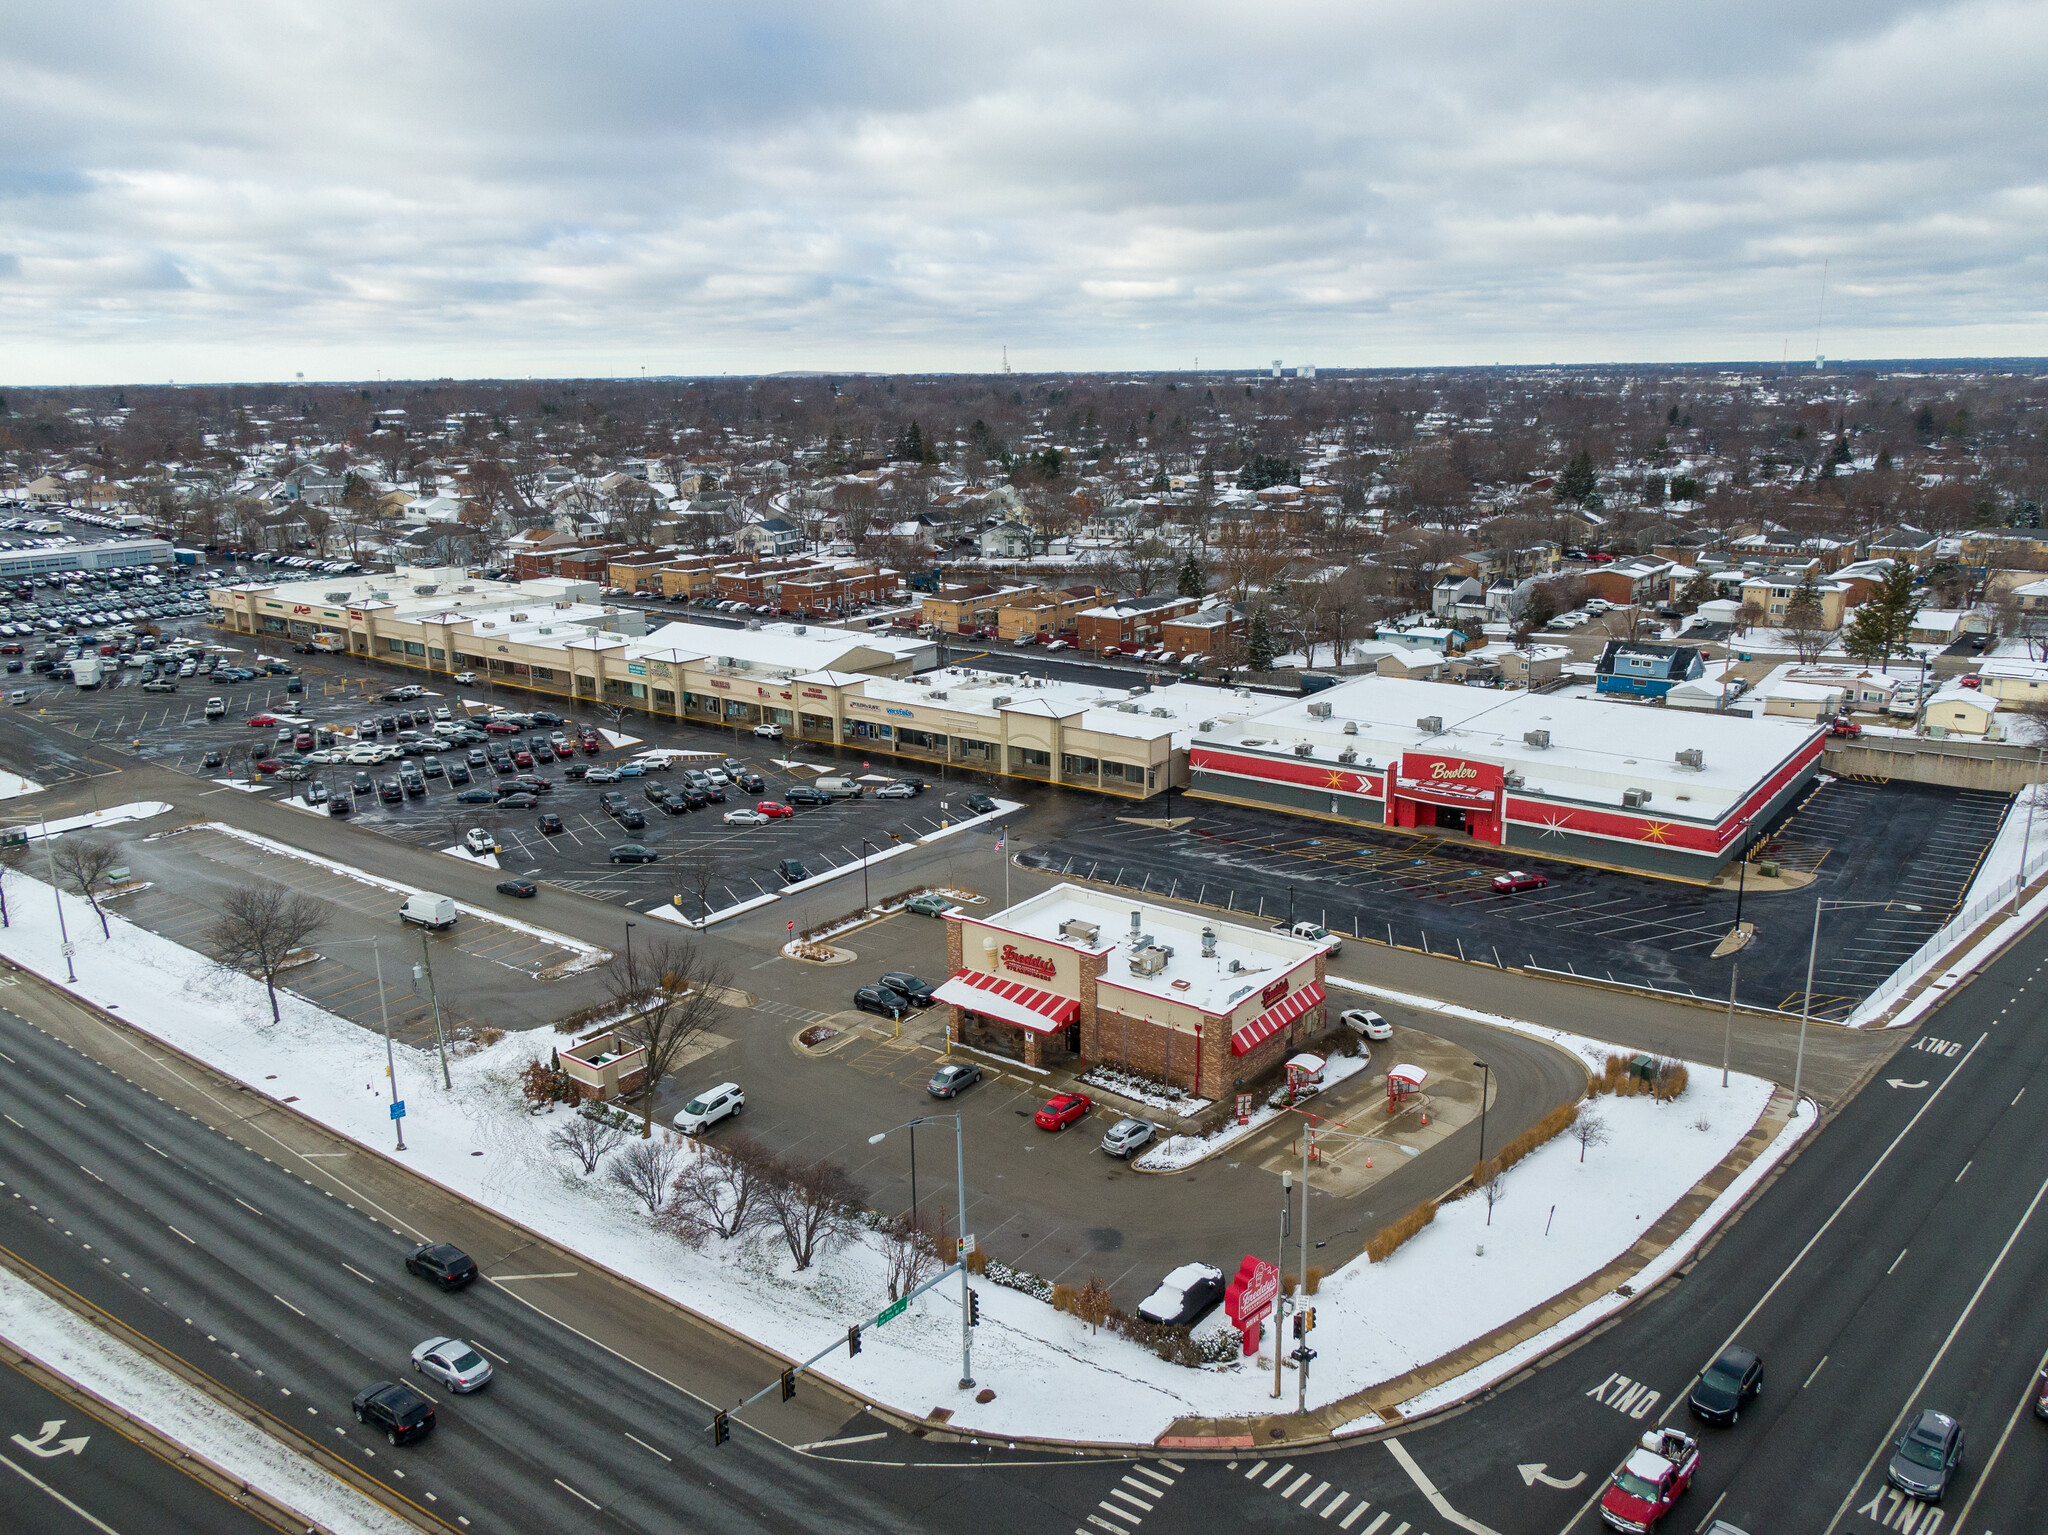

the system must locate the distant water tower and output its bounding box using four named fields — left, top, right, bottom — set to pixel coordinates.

left=1272, top=359, right=1283, bottom=379
left=1300, top=363, right=1316, bottom=380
